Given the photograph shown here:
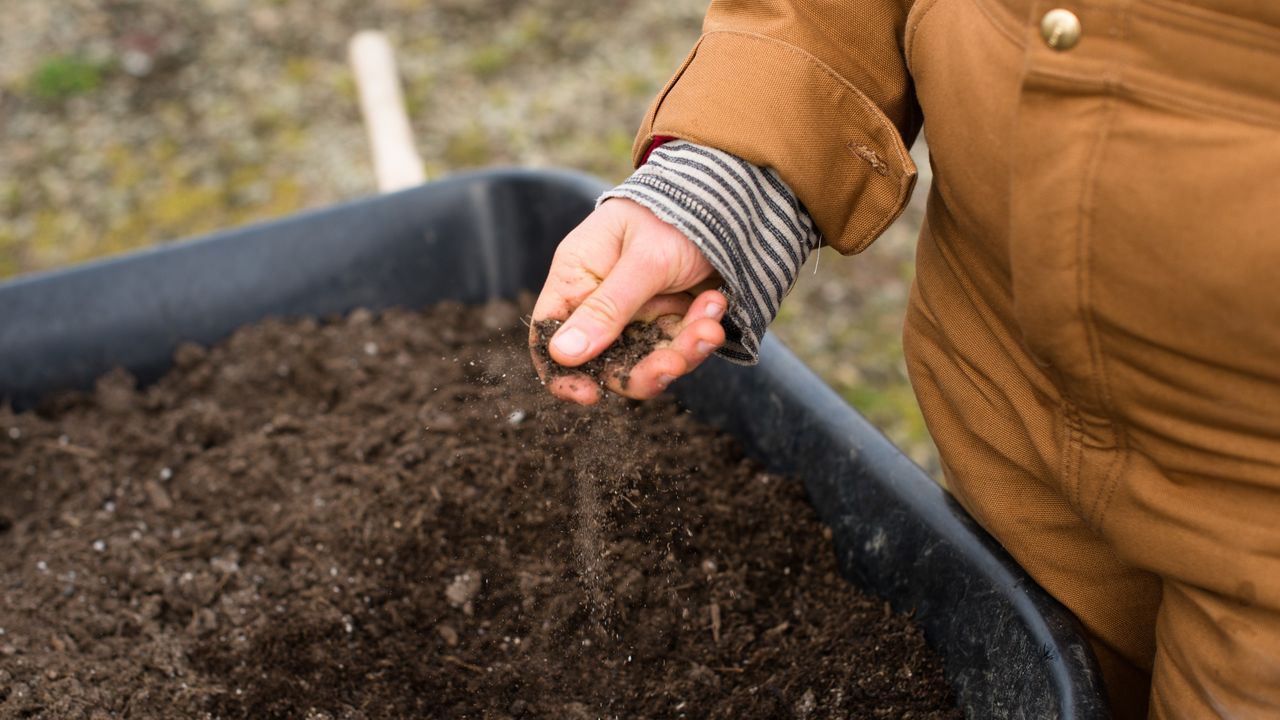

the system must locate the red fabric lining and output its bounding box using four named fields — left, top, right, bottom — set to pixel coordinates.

left=640, top=135, right=678, bottom=165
